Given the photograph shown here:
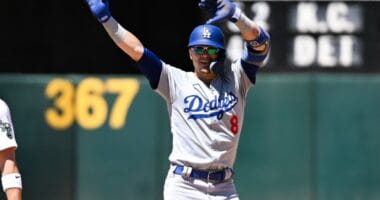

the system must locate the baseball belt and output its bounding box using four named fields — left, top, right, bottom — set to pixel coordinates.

left=173, top=164, right=234, bottom=183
